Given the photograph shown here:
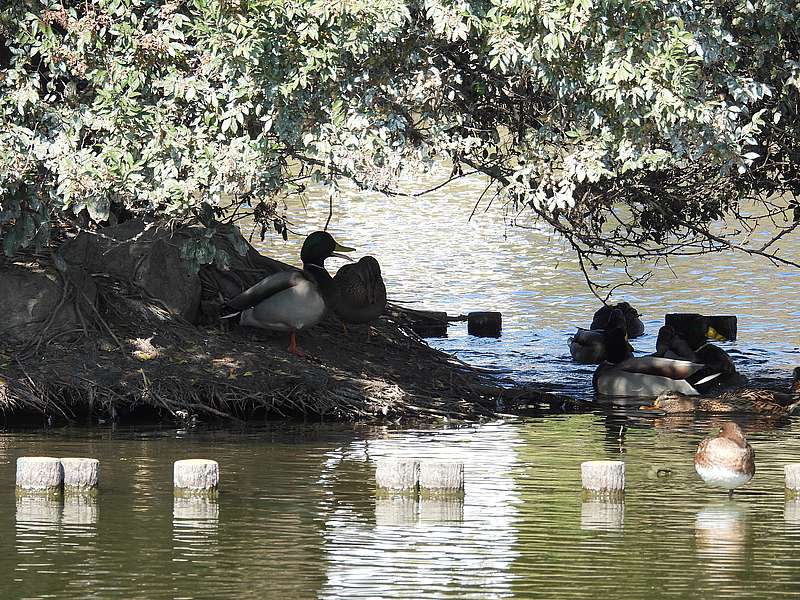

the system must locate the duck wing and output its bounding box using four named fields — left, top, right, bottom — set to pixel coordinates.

left=615, top=356, right=707, bottom=379
left=225, top=270, right=308, bottom=312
